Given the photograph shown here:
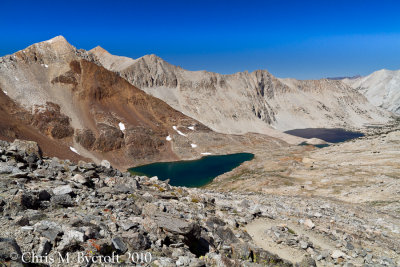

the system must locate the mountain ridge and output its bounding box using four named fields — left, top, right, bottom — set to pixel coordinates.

left=0, top=36, right=291, bottom=169
left=90, top=45, right=391, bottom=133
left=343, top=69, right=400, bottom=114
